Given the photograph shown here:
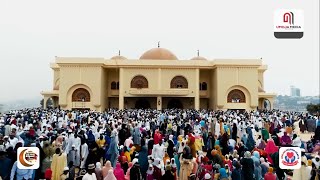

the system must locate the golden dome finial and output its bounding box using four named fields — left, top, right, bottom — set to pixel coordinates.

left=118, top=50, right=121, bottom=56
left=197, top=50, right=200, bottom=57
